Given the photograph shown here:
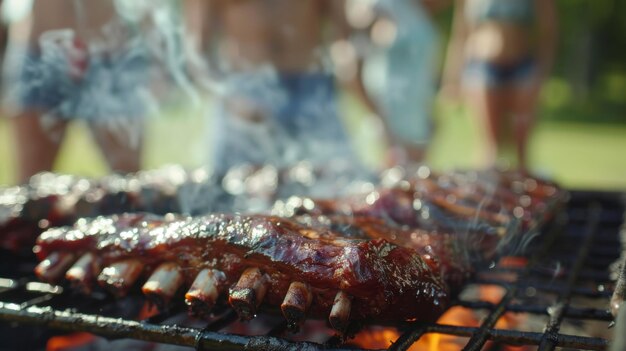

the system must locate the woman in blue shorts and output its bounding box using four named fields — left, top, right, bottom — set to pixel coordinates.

left=442, top=0, right=558, bottom=171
